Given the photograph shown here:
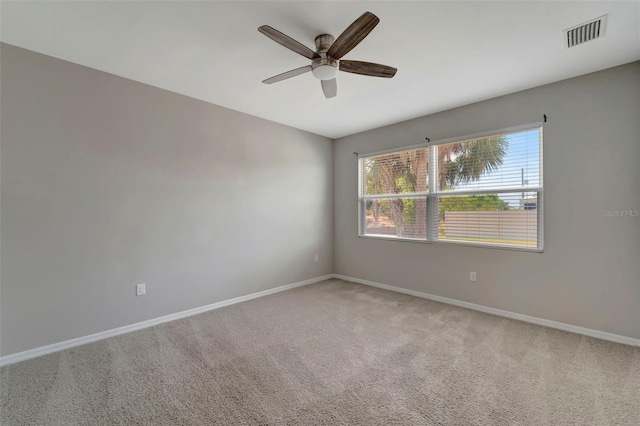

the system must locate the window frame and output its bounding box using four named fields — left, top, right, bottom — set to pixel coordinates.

left=357, top=123, right=544, bottom=252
